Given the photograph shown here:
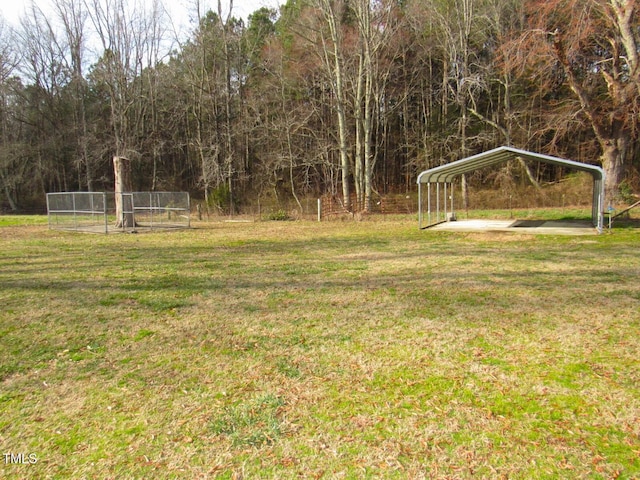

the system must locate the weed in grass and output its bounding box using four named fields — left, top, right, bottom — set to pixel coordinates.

left=133, top=329, right=155, bottom=341
left=210, top=394, right=285, bottom=447
left=276, top=358, right=302, bottom=378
